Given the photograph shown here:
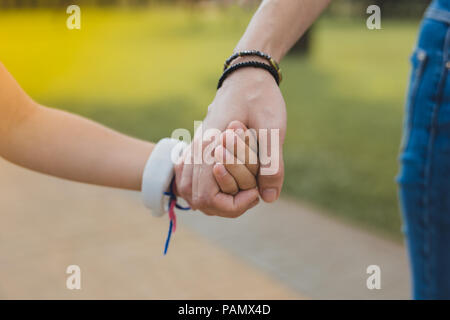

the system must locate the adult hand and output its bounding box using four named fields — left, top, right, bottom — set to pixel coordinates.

left=175, top=67, right=287, bottom=217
